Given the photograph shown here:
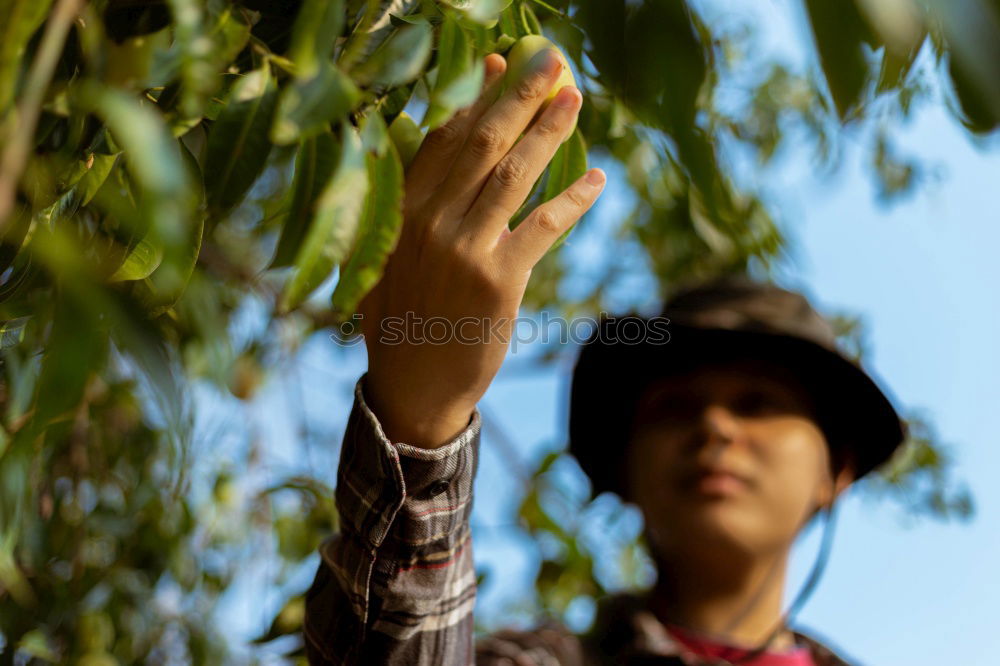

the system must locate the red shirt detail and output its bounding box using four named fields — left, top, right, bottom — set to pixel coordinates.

left=664, top=622, right=817, bottom=666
